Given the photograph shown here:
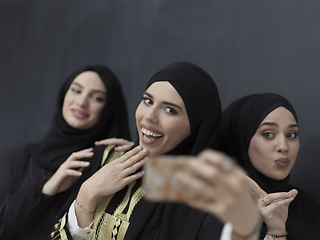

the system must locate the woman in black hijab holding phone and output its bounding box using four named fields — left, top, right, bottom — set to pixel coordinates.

left=220, top=93, right=320, bottom=240
left=0, top=64, right=132, bottom=239
left=51, top=62, right=261, bottom=240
